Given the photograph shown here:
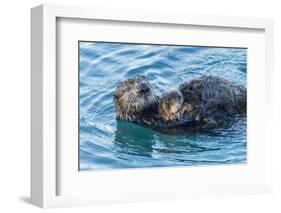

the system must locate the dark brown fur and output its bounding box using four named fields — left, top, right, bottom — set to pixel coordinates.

left=179, top=75, right=246, bottom=125
left=113, top=75, right=246, bottom=133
